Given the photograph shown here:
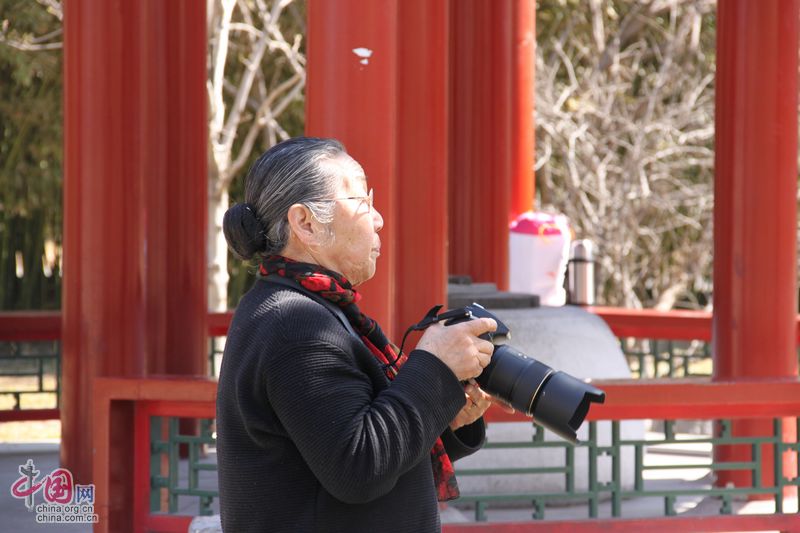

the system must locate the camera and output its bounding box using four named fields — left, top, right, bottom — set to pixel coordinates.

left=424, top=303, right=605, bottom=443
